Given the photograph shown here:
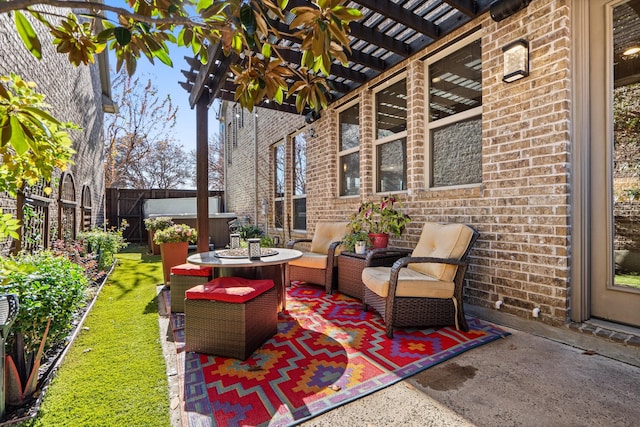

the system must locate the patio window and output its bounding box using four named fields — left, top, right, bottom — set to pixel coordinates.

left=426, top=34, right=482, bottom=187
left=292, top=131, right=307, bottom=231
left=375, top=77, right=407, bottom=193
left=273, top=142, right=285, bottom=229
left=338, top=102, right=360, bottom=196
